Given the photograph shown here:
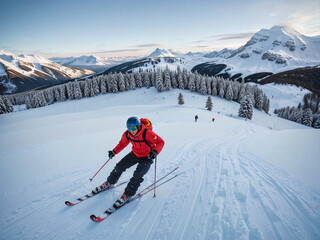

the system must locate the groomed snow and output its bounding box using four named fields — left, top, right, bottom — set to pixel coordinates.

left=0, top=88, right=319, bottom=239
